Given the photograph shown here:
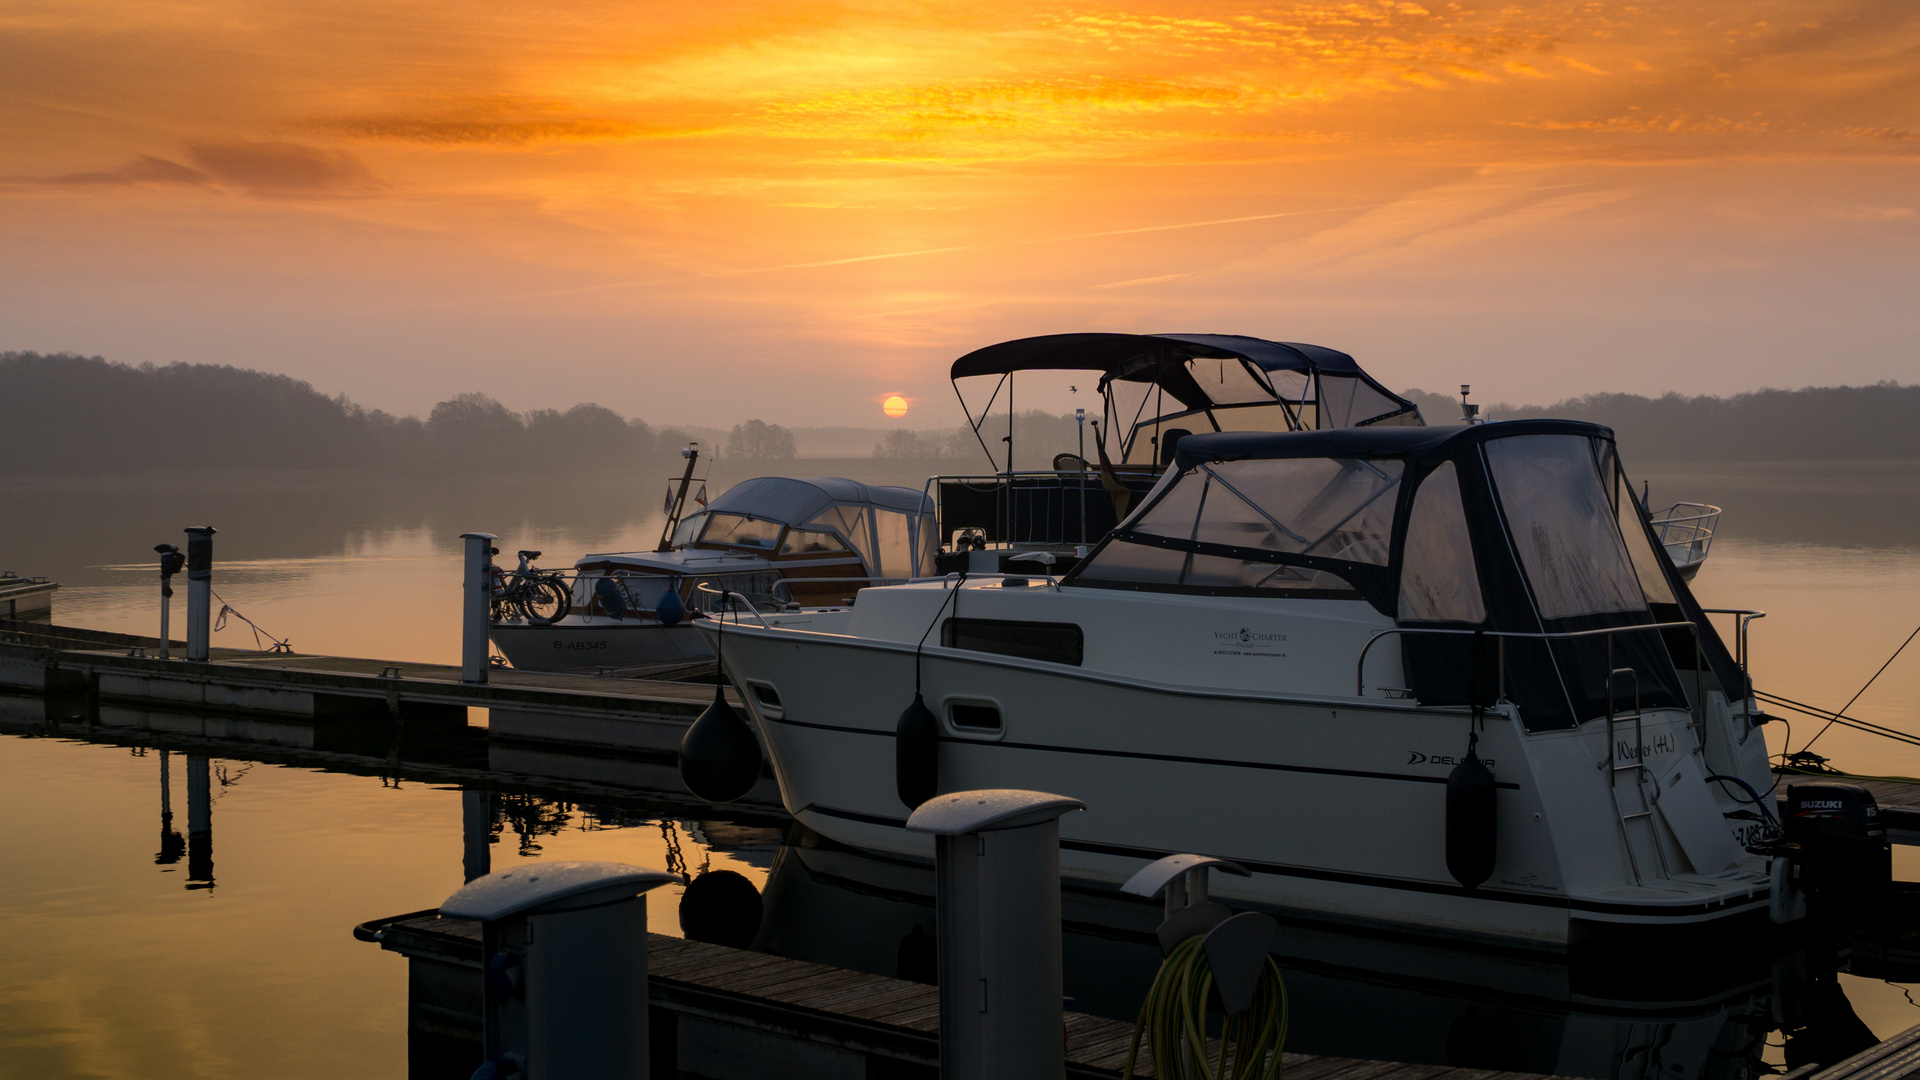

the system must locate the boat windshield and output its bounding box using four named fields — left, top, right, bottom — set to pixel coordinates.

left=1071, top=455, right=1402, bottom=597
left=670, top=511, right=708, bottom=548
